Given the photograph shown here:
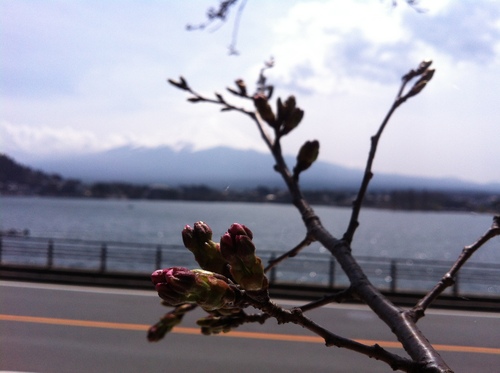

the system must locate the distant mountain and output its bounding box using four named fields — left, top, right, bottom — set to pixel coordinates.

left=0, top=153, right=84, bottom=196
left=20, top=145, right=500, bottom=192
left=0, top=153, right=60, bottom=185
